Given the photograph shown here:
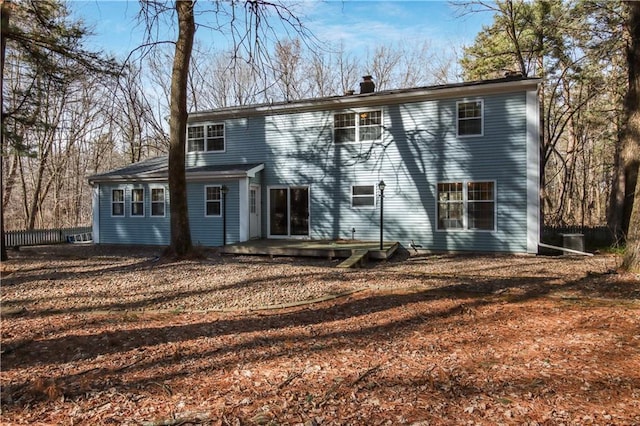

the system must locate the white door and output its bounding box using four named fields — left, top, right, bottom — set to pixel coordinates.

left=249, top=185, right=261, bottom=239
